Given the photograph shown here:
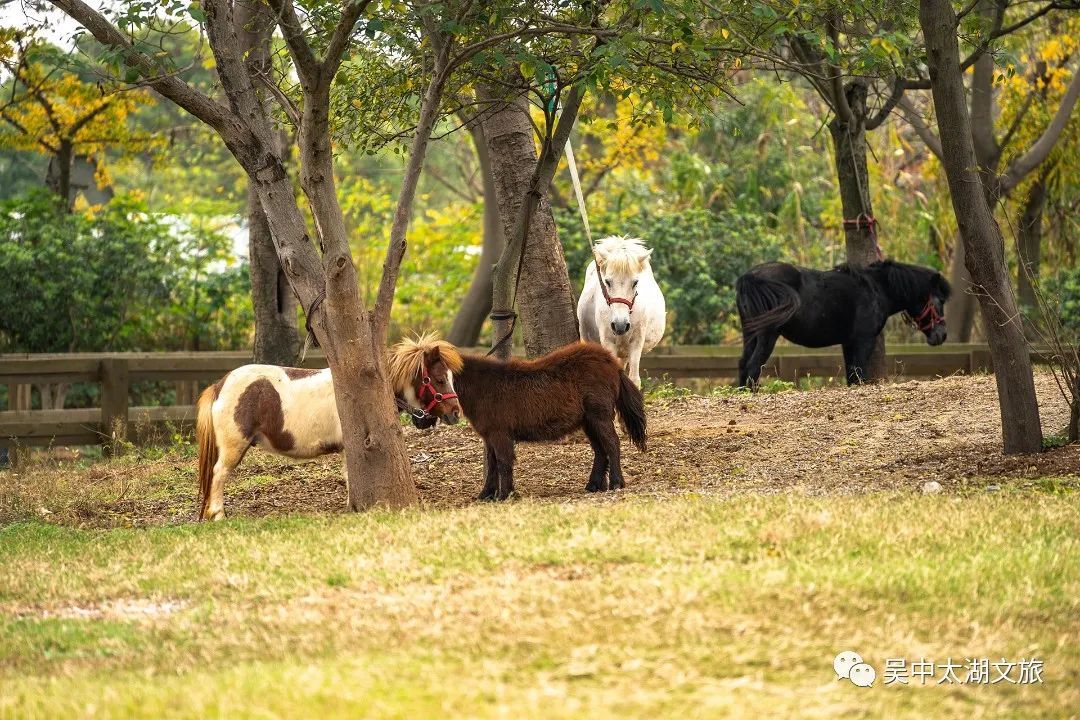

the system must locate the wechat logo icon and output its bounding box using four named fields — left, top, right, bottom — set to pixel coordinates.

left=834, top=651, right=876, bottom=687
